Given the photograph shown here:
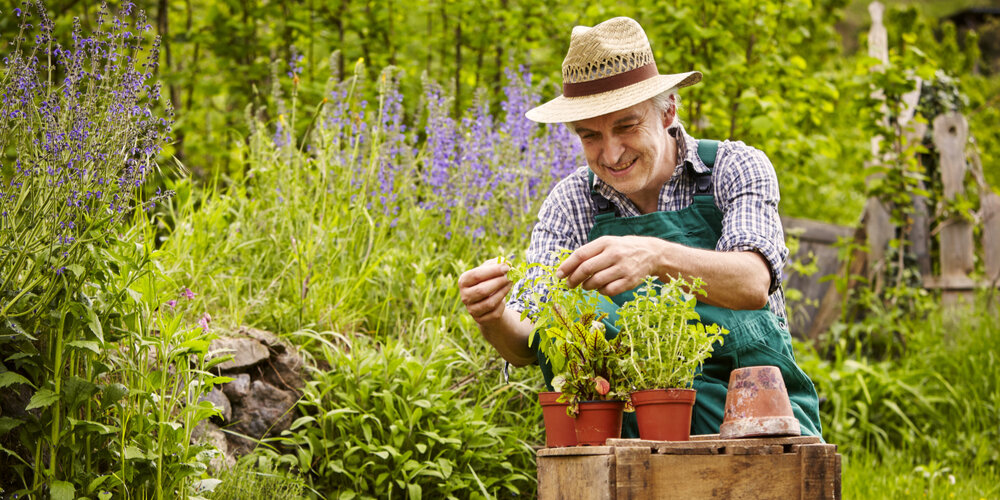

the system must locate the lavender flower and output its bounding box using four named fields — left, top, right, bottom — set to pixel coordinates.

left=1, top=1, right=173, bottom=319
